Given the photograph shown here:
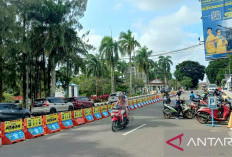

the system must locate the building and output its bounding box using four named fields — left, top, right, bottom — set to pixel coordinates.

left=147, top=79, right=165, bottom=93
left=222, top=74, right=232, bottom=90
left=55, top=82, right=79, bottom=98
